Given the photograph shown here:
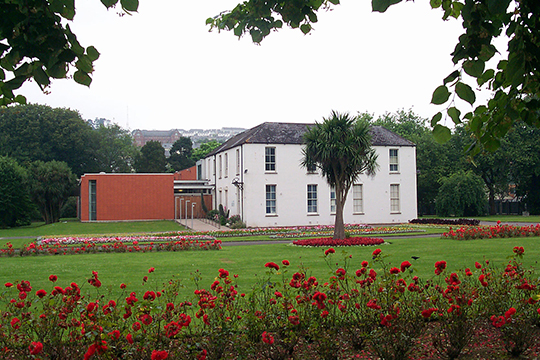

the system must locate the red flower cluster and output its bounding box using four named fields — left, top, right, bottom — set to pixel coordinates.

left=434, top=261, right=447, bottom=275
left=151, top=350, right=169, bottom=360
left=265, top=262, right=280, bottom=271
left=262, top=331, right=274, bottom=345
